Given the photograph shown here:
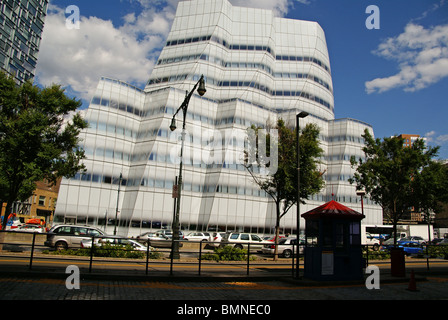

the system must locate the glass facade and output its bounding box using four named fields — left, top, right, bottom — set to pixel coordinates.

left=0, top=0, right=48, bottom=84
left=54, top=0, right=383, bottom=236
